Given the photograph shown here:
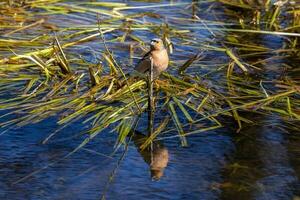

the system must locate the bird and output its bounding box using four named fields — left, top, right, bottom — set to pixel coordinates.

left=134, top=38, right=169, bottom=79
